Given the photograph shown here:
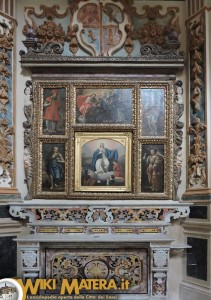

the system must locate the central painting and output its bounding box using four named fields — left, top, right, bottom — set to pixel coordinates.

left=75, top=132, right=132, bottom=192
left=72, top=84, right=134, bottom=125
